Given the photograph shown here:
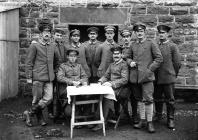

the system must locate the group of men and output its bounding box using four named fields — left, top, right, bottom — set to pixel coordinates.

left=24, top=18, right=181, bottom=134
